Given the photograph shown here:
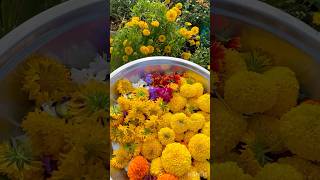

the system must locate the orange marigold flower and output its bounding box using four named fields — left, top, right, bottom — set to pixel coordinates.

left=157, top=173, right=178, bottom=180
left=127, top=156, right=149, bottom=179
